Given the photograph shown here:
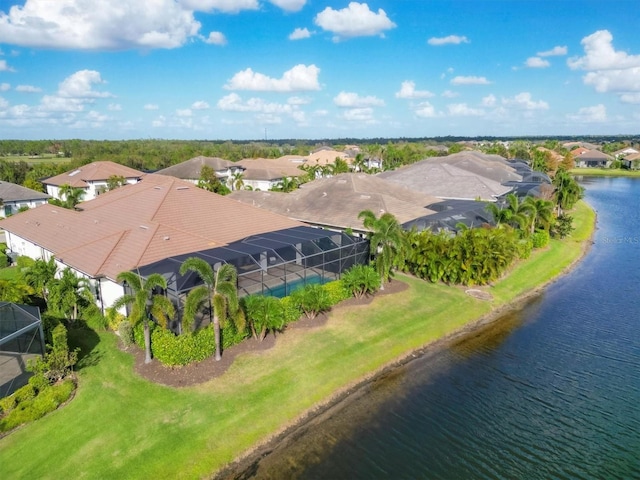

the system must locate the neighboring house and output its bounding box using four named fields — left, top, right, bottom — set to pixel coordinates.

left=230, top=173, right=442, bottom=235
left=572, top=149, right=613, bottom=168
left=621, top=152, right=640, bottom=170
left=43, top=161, right=144, bottom=201
left=154, top=156, right=244, bottom=188
left=379, top=152, right=519, bottom=201
left=236, top=157, right=307, bottom=190
left=613, top=147, right=639, bottom=159
left=2, top=174, right=367, bottom=310
left=0, top=181, right=51, bottom=218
